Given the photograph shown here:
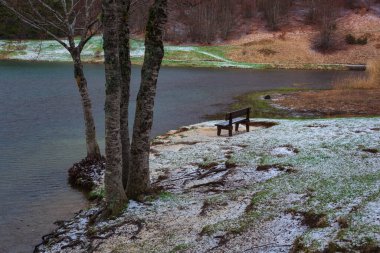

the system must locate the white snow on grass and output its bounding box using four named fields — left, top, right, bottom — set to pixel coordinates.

left=35, top=117, right=380, bottom=253
left=140, top=117, right=380, bottom=252
left=362, top=200, right=380, bottom=226
left=0, top=36, right=260, bottom=68
left=271, top=146, right=298, bottom=157
left=0, top=39, right=72, bottom=61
